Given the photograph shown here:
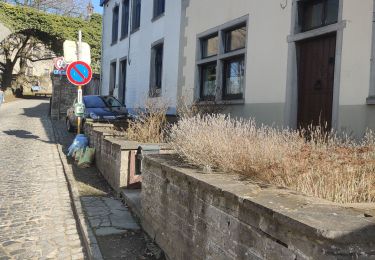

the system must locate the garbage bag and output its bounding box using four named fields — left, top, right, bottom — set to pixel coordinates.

left=68, top=134, right=88, bottom=157
left=77, top=147, right=96, bottom=168
left=74, top=148, right=85, bottom=162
